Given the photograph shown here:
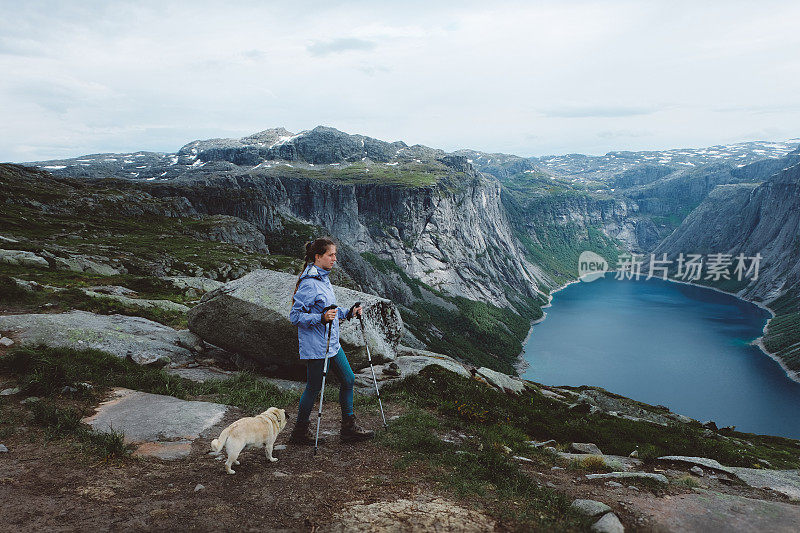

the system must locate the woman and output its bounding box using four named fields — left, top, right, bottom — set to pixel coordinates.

left=287, top=237, right=375, bottom=444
